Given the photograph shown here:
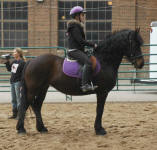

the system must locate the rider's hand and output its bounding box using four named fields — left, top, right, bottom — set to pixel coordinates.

left=93, top=43, right=98, bottom=52
left=94, top=43, right=98, bottom=49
